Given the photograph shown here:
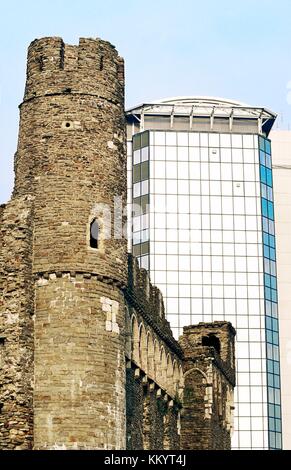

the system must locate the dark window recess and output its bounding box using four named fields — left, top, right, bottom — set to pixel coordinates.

left=202, top=334, right=221, bottom=355
left=100, top=56, right=104, bottom=71
left=90, top=219, right=99, bottom=249
left=0, top=403, right=3, bottom=413
left=60, top=43, right=65, bottom=69
left=37, top=56, right=44, bottom=71
left=0, top=337, right=5, bottom=346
